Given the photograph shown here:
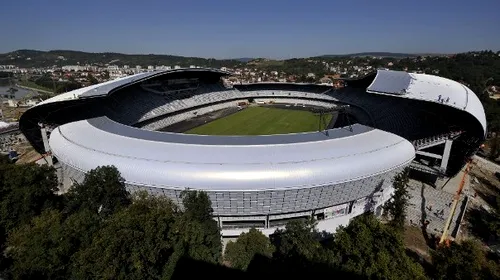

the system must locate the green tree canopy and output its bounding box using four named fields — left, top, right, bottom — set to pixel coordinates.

left=180, top=190, right=213, bottom=222
left=6, top=208, right=102, bottom=279
left=270, top=218, right=324, bottom=264
left=87, top=73, right=99, bottom=85
left=64, top=166, right=130, bottom=216
left=7, top=210, right=69, bottom=279
left=330, top=214, right=426, bottom=280
left=177, top=190, right=222, bottom=264
left=384, top=168, right=411, bottom=231
left=432, top=240, right=500, bottom=280
left=71, top=193, right=180, bottom=279
left=0, top=163, right=60, bottom=234
left=0, top=165, right=225, bottom=280
left=71, top=190, right=222, bottom=279
left=224, top=228, right=274, bottom=270
left=0, top=162, right=60, bottom=276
